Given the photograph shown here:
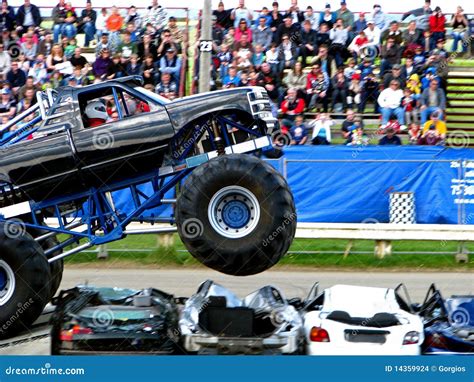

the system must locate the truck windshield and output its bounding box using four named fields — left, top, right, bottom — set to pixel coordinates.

left=134, top=87, right=171, bottom=105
